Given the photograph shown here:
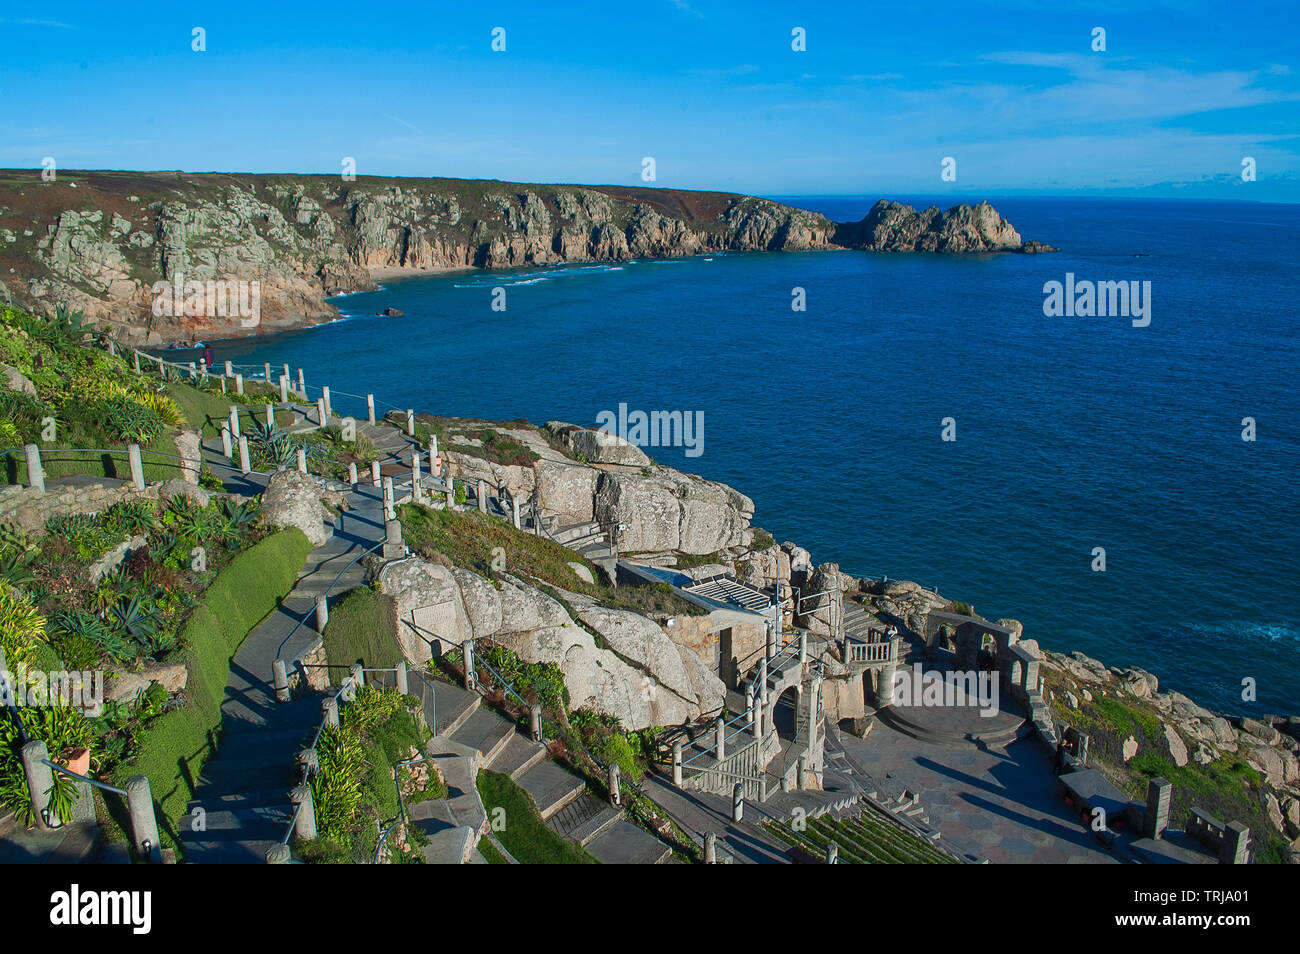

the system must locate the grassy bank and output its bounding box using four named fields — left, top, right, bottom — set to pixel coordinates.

left=475, top=770, right=595, bottom=864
